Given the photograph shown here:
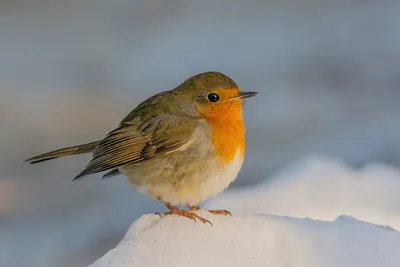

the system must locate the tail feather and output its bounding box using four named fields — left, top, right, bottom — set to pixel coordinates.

left=101, top=169, right=121, bottom=179
left=25, top=140, right=100, bottom=164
